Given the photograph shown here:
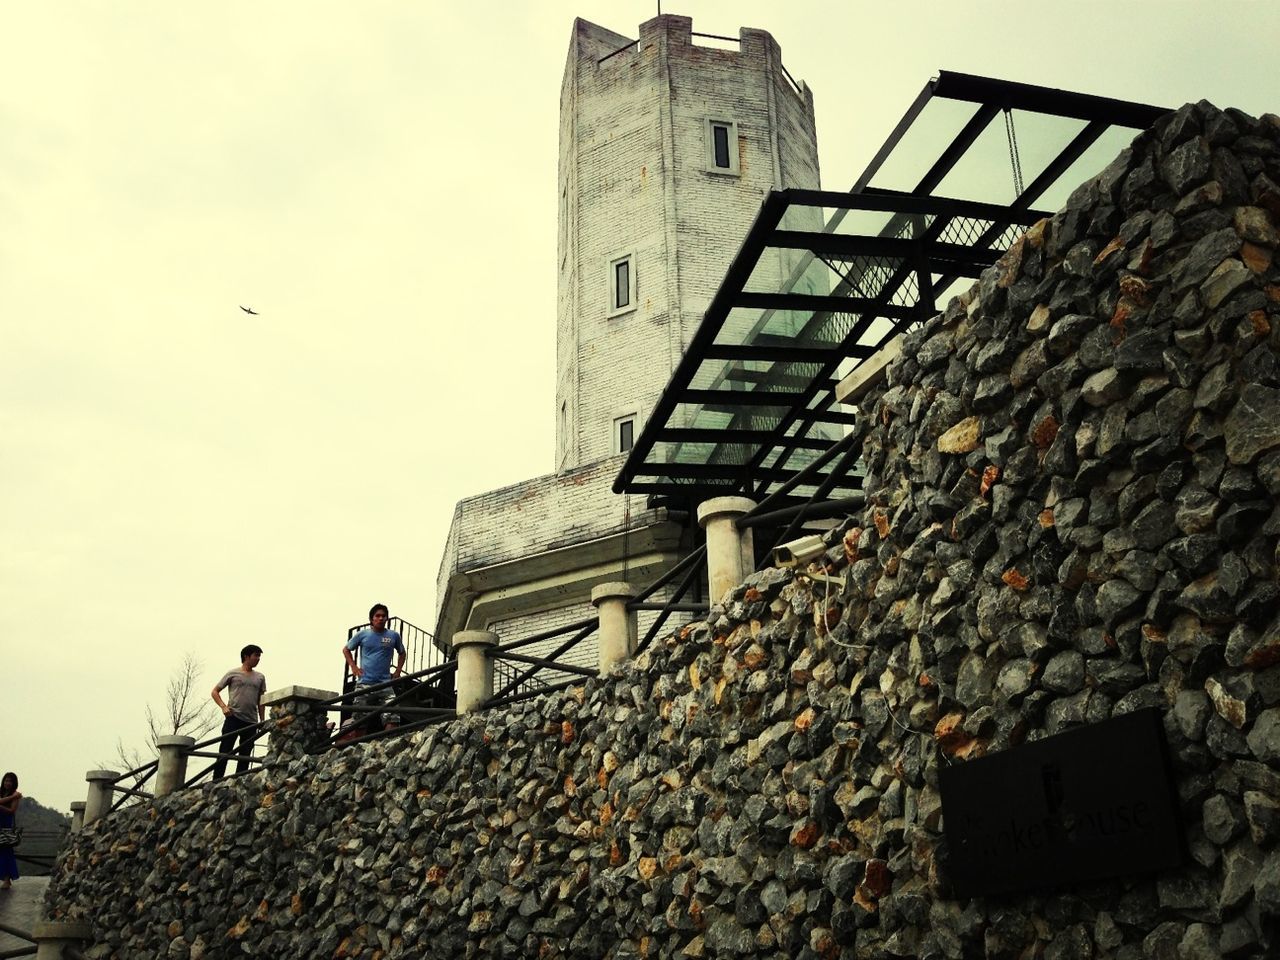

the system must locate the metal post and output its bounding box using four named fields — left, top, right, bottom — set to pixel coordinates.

left=696, top=496, right=757, bottom=603
left=451, top=631, right=497, bottom=714
left=82, top=771, right=118, bottom=826
left=154, top=736, right=196, bottom=797
left=592, top=582, right=637, bottom=673
left=69, top=802, right=86, bottom=834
